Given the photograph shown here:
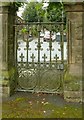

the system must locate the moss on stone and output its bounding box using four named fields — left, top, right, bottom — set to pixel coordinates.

left=2, top=67, right=18, bottom=96
left=64, top=72, right=82, bottom=81
left=64, top=72, right=82, bottom=91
